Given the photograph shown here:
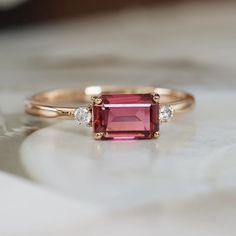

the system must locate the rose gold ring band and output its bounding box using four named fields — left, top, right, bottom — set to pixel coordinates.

left=25, top=86, right=195, bottom=119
